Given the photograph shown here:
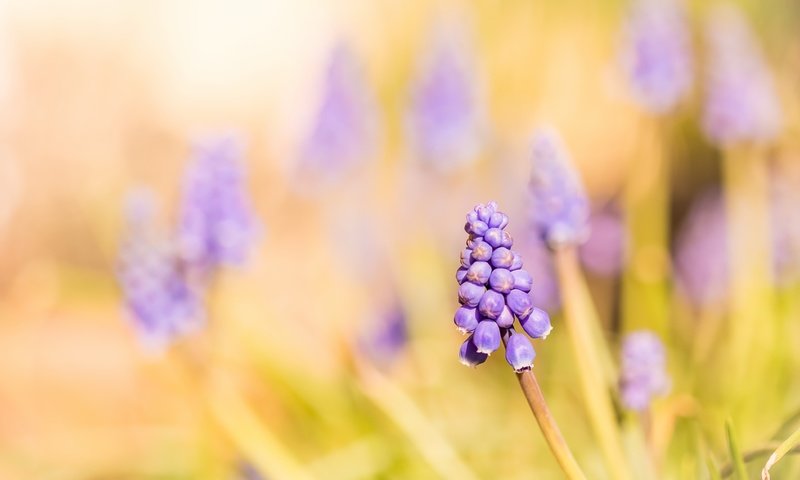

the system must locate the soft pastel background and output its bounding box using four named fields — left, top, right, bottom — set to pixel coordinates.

left=2, top=0, right=800, bottom=479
